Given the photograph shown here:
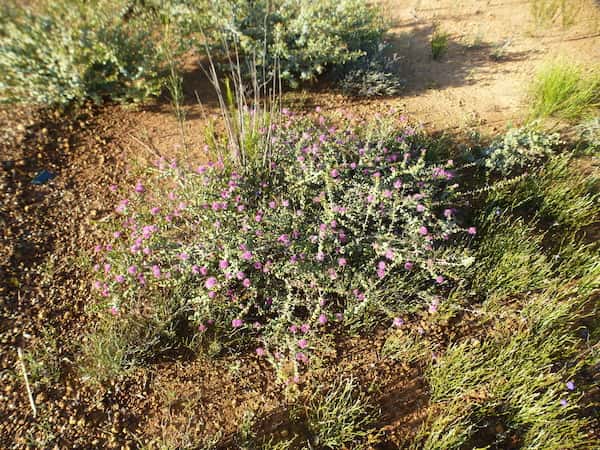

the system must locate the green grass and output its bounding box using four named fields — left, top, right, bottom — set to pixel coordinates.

left=431, top=30, right=450, bottom=60
left=530, top=60, right=600, bottom=122
left=304, top=378, right=378, bottom=449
